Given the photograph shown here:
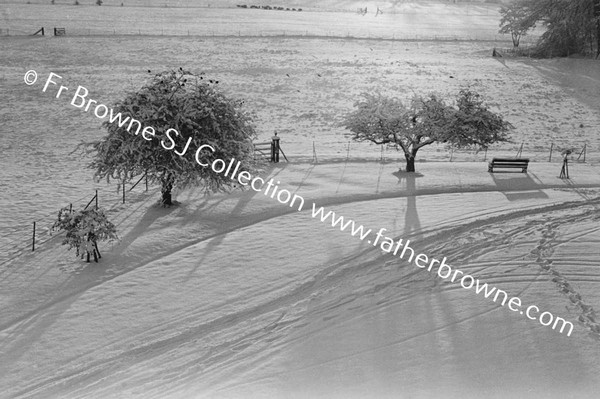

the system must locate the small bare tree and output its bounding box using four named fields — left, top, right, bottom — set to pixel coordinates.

left=52, top=207, right=117, bottom=263
left=499, top=1, right=535, bottom=47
